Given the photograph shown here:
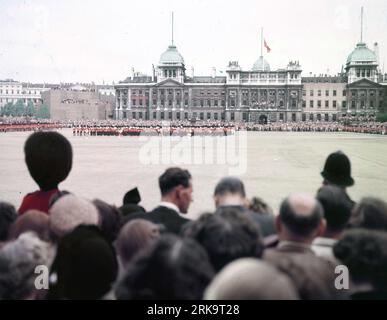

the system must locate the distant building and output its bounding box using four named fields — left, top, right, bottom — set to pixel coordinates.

left=114, top=14, right=387, bottom=123
left=115, top=42, right=303, bottom=123
left=41, top=87, right=114, bottom=121
left=0, top=80, right=53, bottom=108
